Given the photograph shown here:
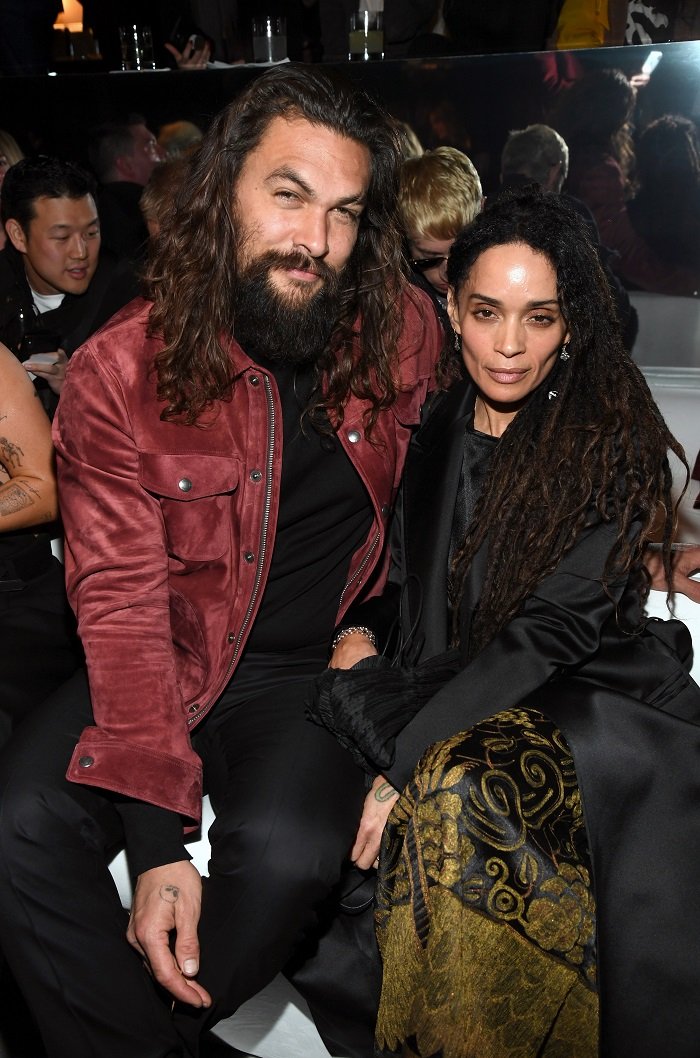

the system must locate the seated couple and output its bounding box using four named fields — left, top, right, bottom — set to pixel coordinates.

left=0, top=64, right=698, bottom=1058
